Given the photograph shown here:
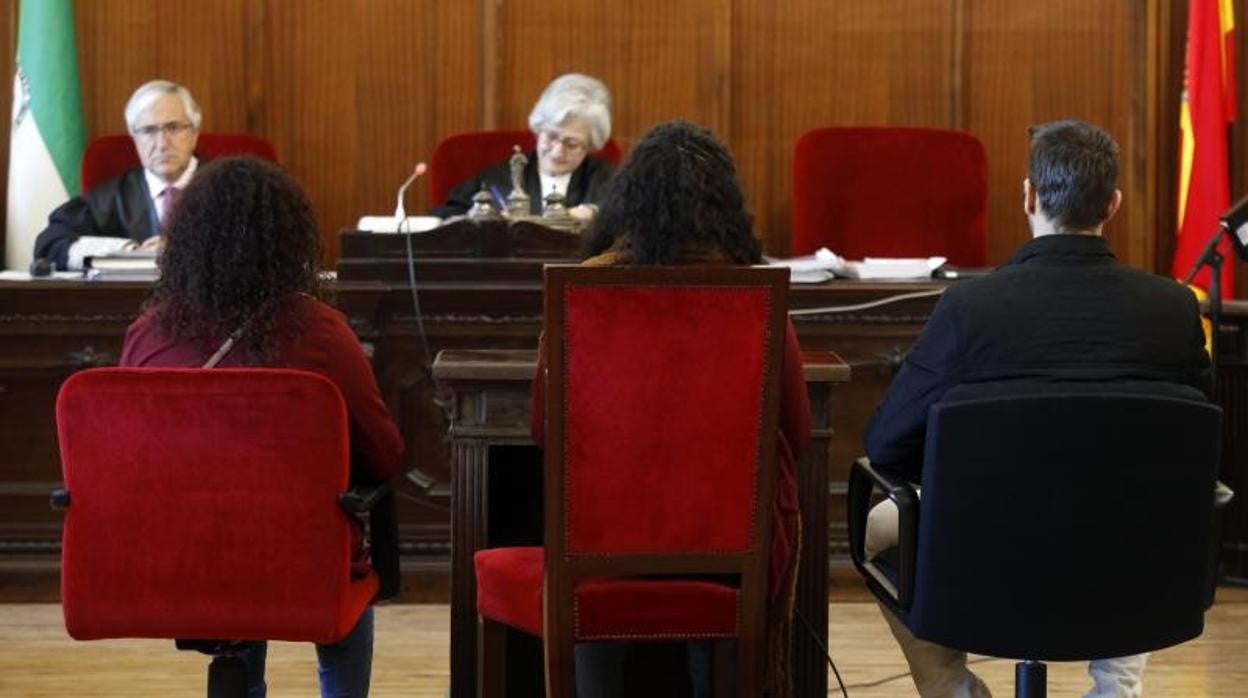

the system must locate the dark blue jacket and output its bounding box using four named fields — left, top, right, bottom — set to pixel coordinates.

left=865, top=233, right=1211, bottom=482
